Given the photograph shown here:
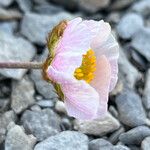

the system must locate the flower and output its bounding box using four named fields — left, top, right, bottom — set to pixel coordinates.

left=45, top=17, right=119, bottom=120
